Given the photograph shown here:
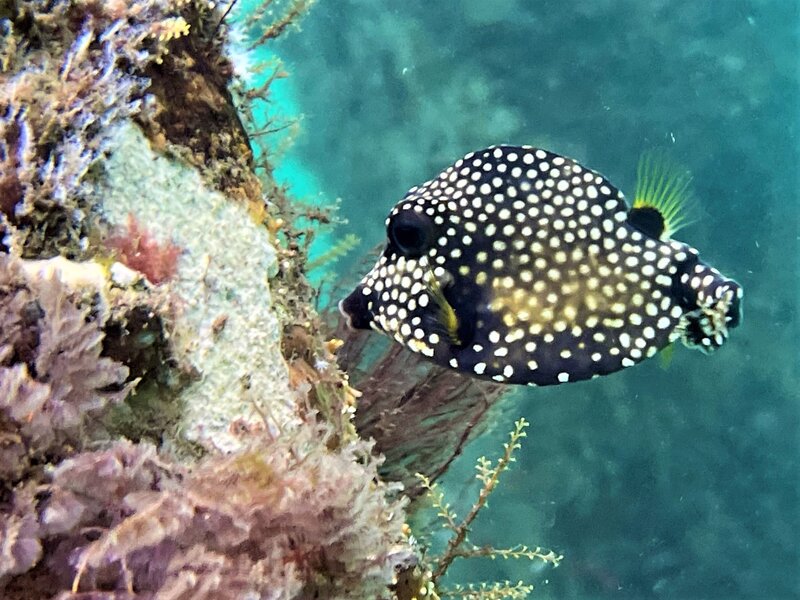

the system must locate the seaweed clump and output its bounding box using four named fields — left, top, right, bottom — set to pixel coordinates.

left=0, top=254, right=130, bottom=483
left=0, top=0, right=196, bottom=257
left=332, top=316, right=509, bottom=496
left=2, top=424, right=406, bottom=599
left=0, top=253, right=412, bottom=598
